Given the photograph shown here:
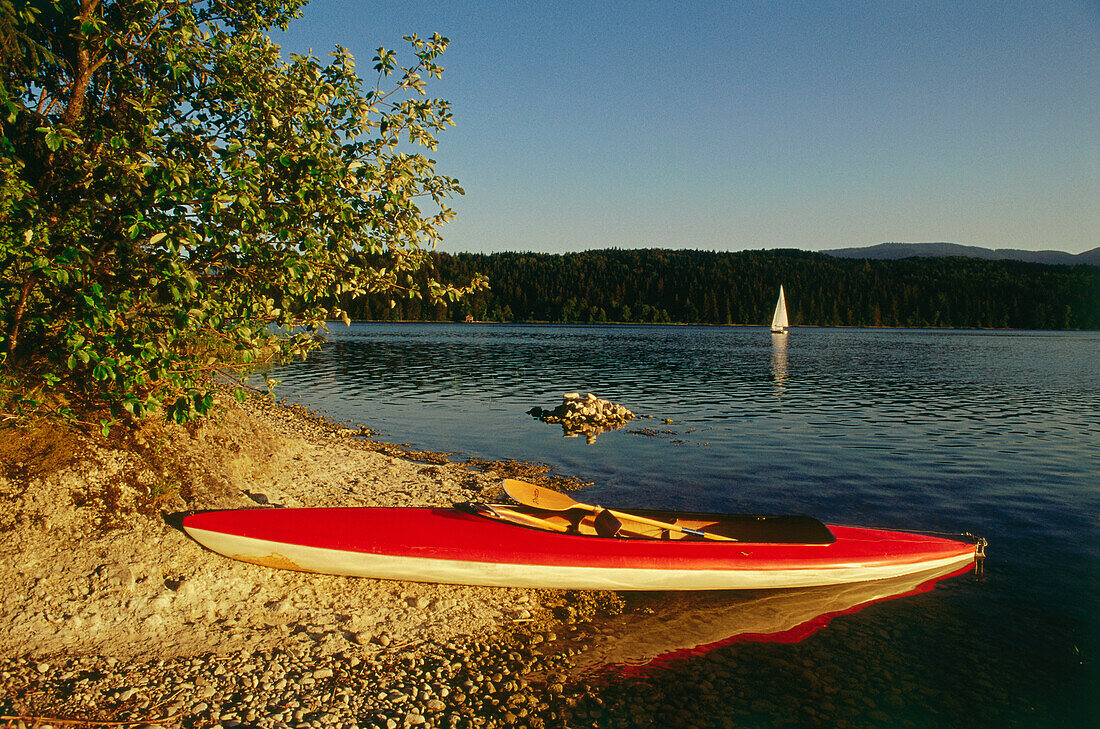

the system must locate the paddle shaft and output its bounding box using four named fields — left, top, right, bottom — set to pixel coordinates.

left=503, top=479, right=735, bottom=541
left=477, top=503, right=570, bottom=533
left=579, top=504, right=731, bottom=540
